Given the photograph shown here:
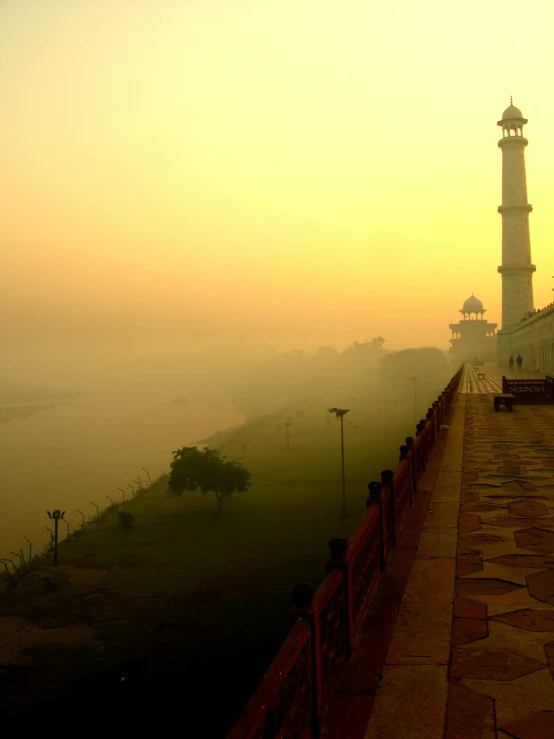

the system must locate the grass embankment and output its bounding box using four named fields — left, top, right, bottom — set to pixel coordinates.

left=0, top=389, right=429, bottom=735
